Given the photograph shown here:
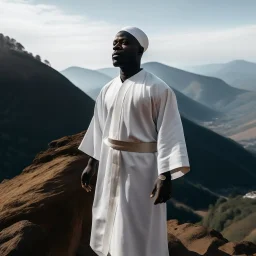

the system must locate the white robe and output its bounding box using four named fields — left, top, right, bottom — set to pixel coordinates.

left=78, top=69, right=190, bottom=256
